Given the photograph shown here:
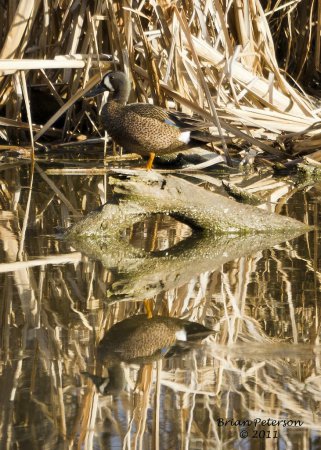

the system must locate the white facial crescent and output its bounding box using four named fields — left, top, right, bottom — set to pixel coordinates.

left=104, top=76, right=114, bottom=91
